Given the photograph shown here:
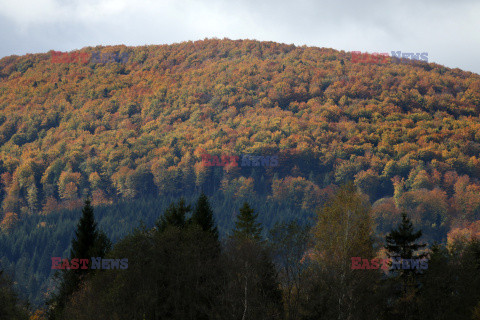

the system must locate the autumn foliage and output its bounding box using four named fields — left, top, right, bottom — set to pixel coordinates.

left=0, top=38, right=479, bottom=240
